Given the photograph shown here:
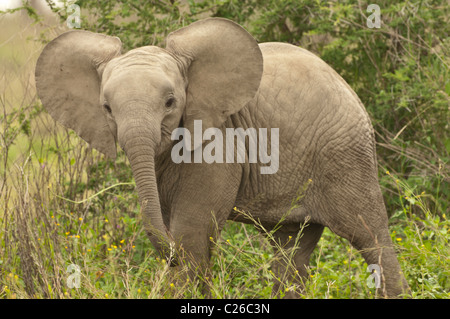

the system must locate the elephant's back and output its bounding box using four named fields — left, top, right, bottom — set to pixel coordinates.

left=251, top=41, right=375, bottom=155
left=254, top=42, right=371, bottom=125
left=234, top=42, right=377, bottom=224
